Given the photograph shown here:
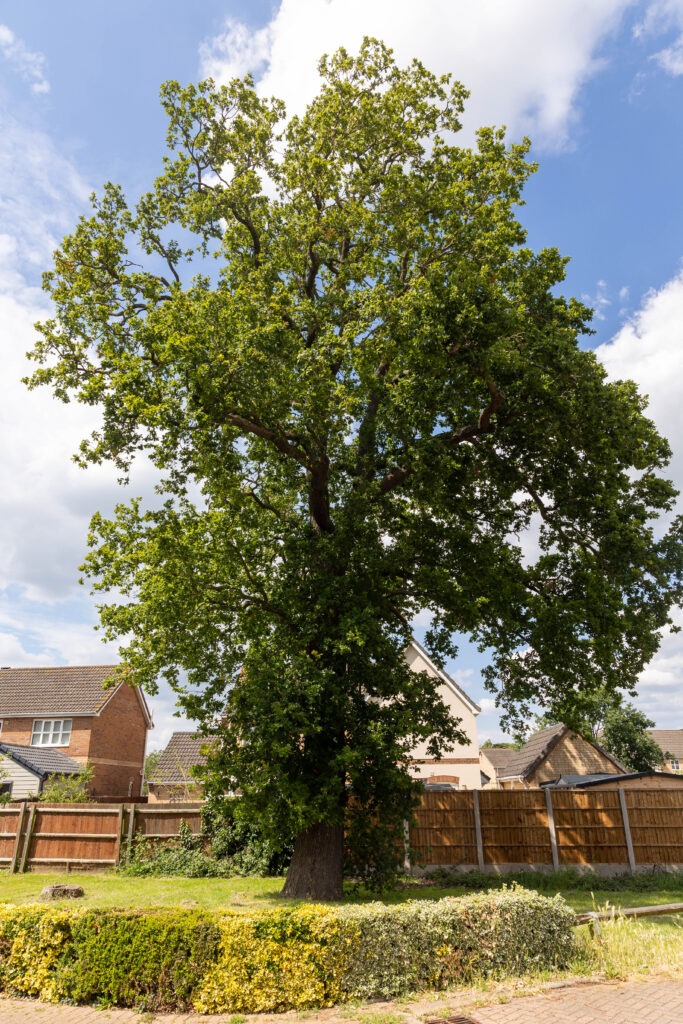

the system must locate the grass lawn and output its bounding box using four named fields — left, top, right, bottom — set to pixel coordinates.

left=3, top=867, right=683, bottom=916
